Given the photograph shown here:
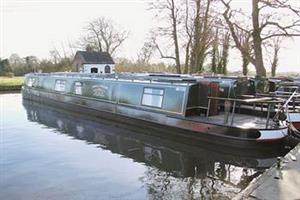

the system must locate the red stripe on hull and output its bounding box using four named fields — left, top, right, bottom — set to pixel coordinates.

left=256, top=138, right=283, bottom=143
left=176, top=120, right=214, bottom=133
left=291, top=122, right=300, bottom=130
